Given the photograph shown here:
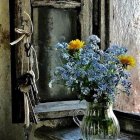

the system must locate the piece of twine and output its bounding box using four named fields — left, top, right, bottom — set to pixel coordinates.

left=10, top=11, right=39, bottom=128
left=10, top=11, right=39, bottom=81
left=10, top=11, right=33, bottom=46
